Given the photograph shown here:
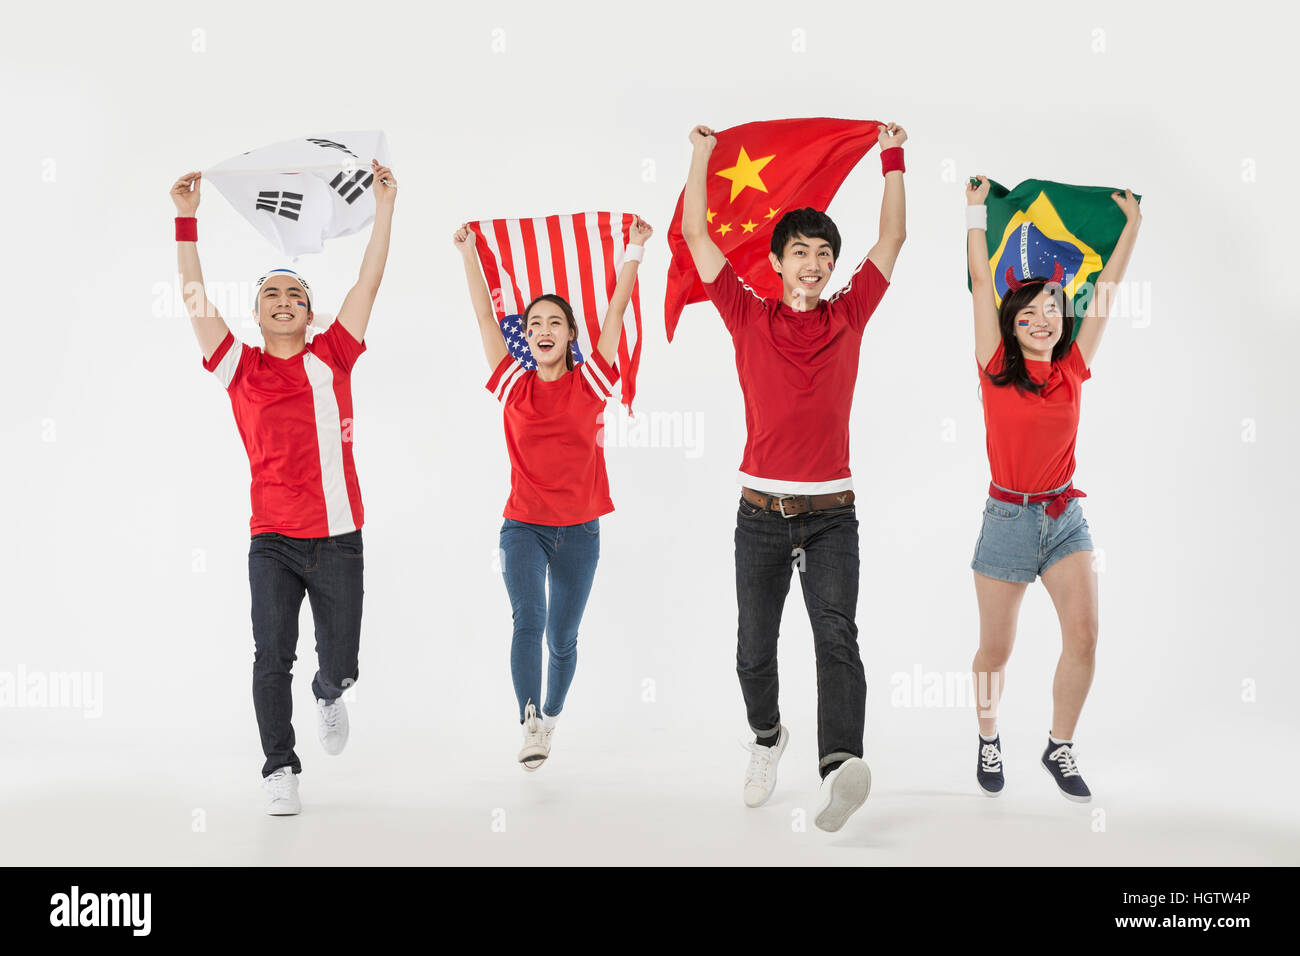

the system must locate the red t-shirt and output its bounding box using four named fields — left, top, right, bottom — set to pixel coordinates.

left=702, top=257, right=889, bottom=494
left=485, top=349, right=620, bottom=525
left=204, top=322, right=366, bottom=538
left=979, top=340, right=1091, bottom=493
